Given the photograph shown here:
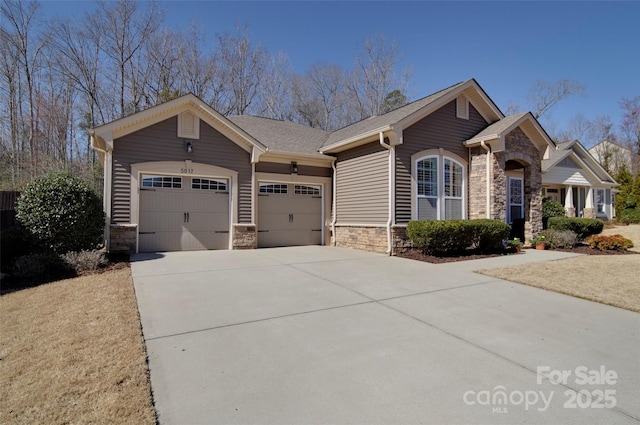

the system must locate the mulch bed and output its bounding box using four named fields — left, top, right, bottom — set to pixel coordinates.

left=397, top=244, right=637, bottom=264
